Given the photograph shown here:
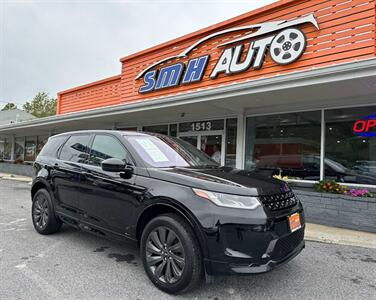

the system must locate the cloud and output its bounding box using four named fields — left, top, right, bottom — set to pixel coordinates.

left=0, top=0, right=276, bottom=108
